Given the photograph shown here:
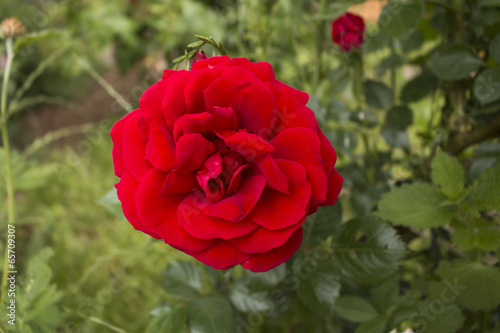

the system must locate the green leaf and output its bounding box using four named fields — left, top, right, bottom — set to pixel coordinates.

left=430, top=260, right=500, bottom=311
left=431, top=148, right=466, bottom=200
left=411, top=302, right=464, bottom=333
left=429, top=44, right=483, bottom=81
left=303, top=203, right=343, bottom=243
left=370, top=278, right=399, bottom=313
left=377, top=54, right=405, bottom=76
left=187, top=295, right=235, bottom=333
left=147, top=305, right=187, bottom=333
left=355, top=316, right=386, bottom=333
left=97, top=187, right=125, bottom=220
left=332, top=216, right=406, bottom=282
left=376, top=184, right=454, bottom=228
left=378, top=0, right=425, bottom=38
left=229, top=285, right=270, bottom=313
left=490, top=33, right=500, bottom=64
left=481, top=0, right=500, bottom=7
left=14, top=30, right=58, bottom=52
left=187, top=40, right=205, bottom=48
left=381, top=106, right=413, bottom=148
left=468, top=164, right=500, bottom=215
left=161, top=261, right=204, bottom=299
left=452, top=219, right=500, bottom=251
left=15, top=164, right=54, bottom=191
left=473, top=68, right=500, bottom=106
left=294, top=258, right=341, bottom=314
left=363, top=80, right=393, bottom=110
left=401, top=70, right=439, bottom=103
left=244, top=264, right=286, bottom=291
left=401, top=29, right=424, bottom=52
left=334, top=295, right=379, bottom=322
